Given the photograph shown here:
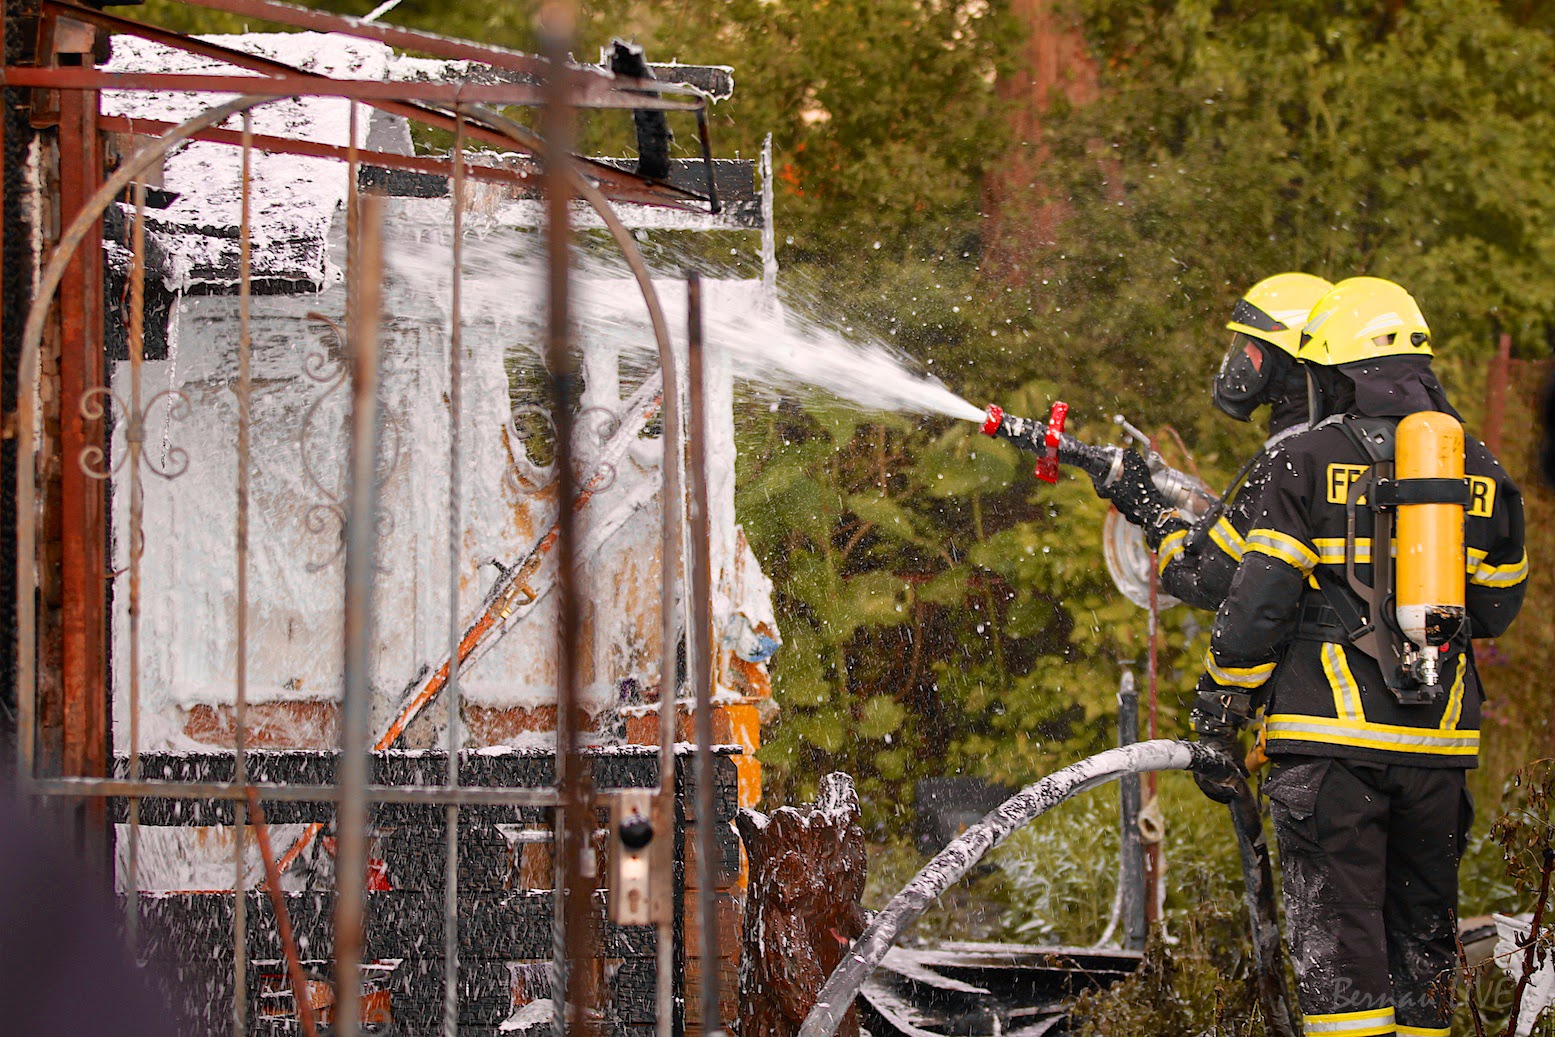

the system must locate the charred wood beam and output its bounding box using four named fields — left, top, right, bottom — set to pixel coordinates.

left=609, top=41, right=670, bottom=182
